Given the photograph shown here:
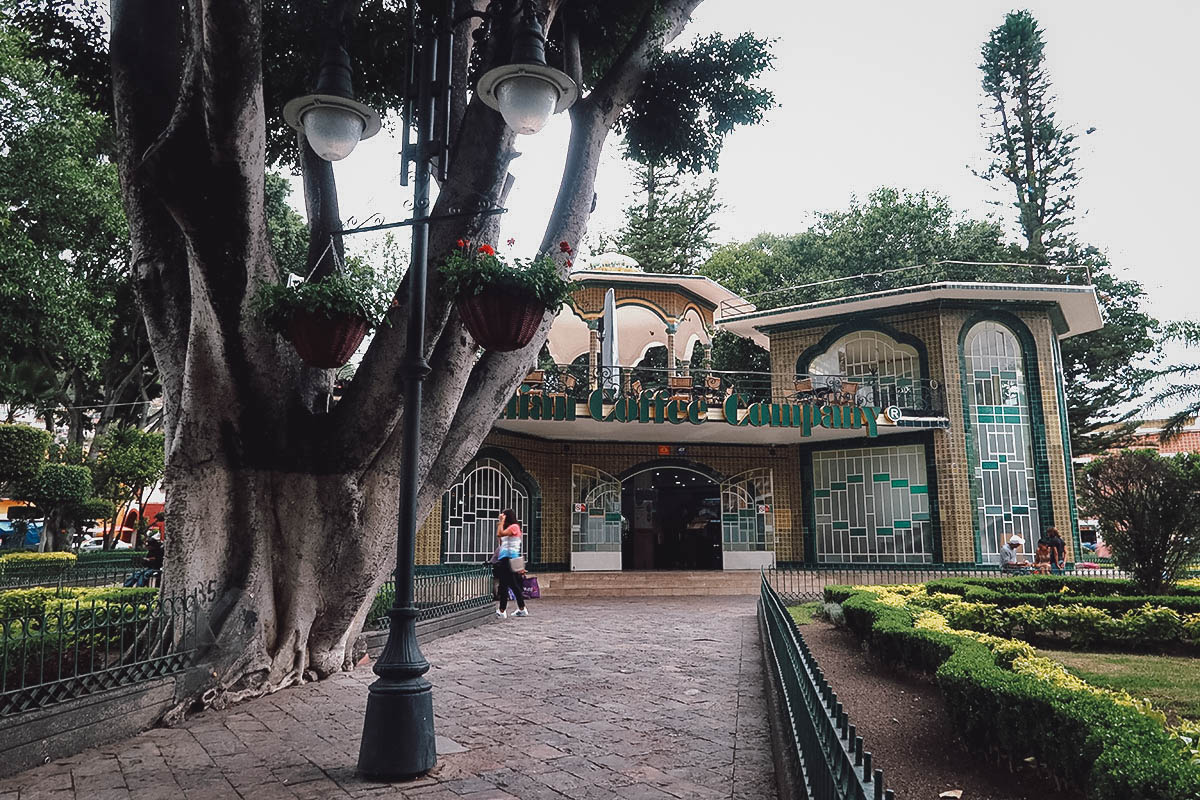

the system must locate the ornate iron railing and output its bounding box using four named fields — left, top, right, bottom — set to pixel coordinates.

left=719, top=261, right=1094, bottom=317
left=519, top=365, right=945, bottom=417
left=0, top=556, right=149, bottom=591
left=366, top=563, right=493, bottom=628
left=760, top=571, right=895, bottom=800
left=765, top=563, right=1128, bottom=605
left=0, top=590, right=202, bottom=717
